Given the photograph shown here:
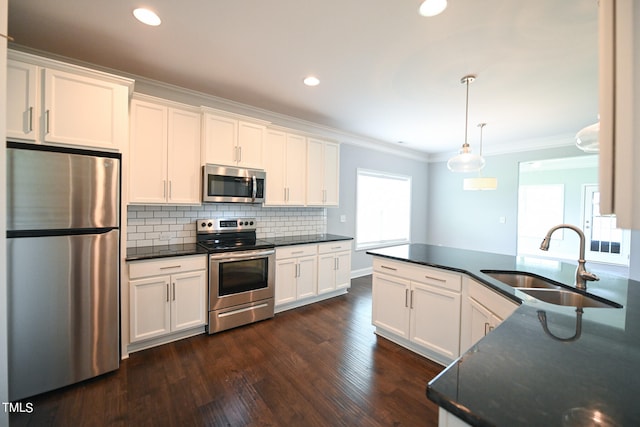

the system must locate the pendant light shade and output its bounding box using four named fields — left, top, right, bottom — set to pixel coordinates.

left=418, top=0, right=448, bottom=17
left=575, top=122, right=599, bottom=153
left=447, top=75, right=485, bottom=173
left=463, top=123, right=497, bottom=190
